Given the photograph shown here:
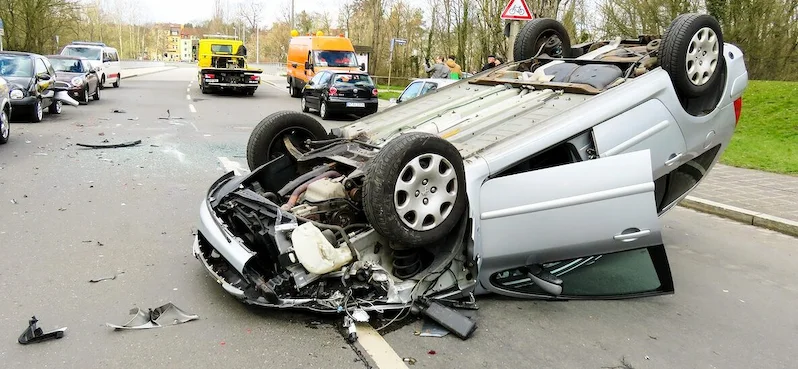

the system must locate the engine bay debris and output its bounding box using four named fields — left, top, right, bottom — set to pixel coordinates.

left=106, top=302, right=199, bottom=330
